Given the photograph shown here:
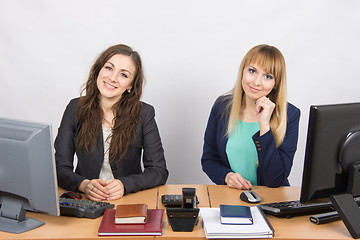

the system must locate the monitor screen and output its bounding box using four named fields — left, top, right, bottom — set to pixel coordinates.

left=0, top=117, right=60, bottom=234
left=299, top=102, right=360, bottom=238
left=300, top=102, right=360, bottom=203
